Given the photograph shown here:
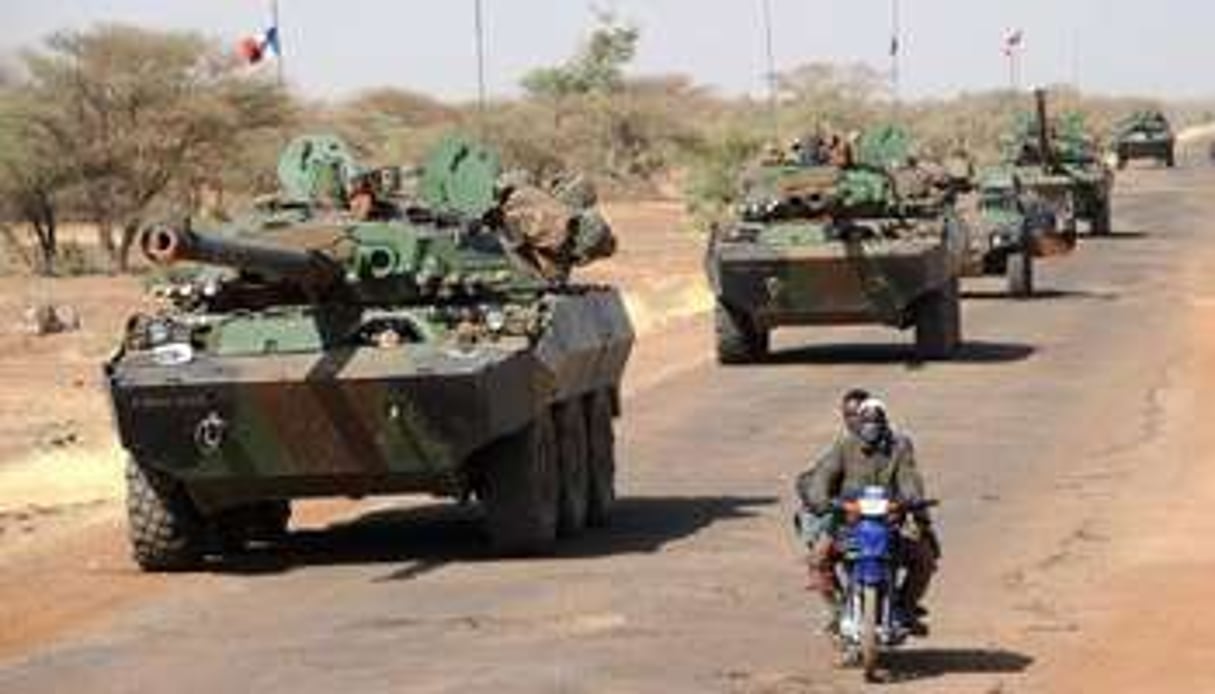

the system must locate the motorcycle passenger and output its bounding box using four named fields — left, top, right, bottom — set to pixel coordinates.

left=796, top=394, right=939, bottom=633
